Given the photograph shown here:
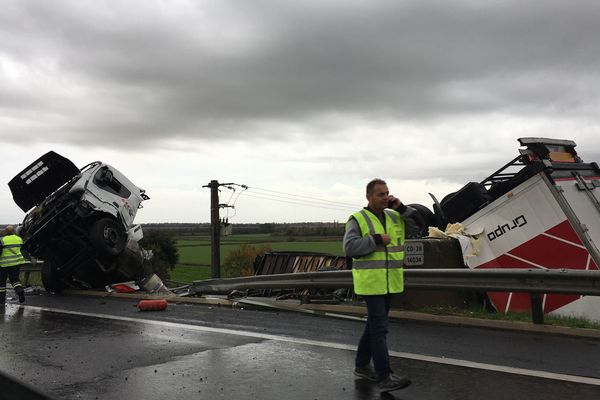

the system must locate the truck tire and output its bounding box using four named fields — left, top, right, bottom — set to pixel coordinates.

left=89, top=217, right=126, bottom=259
left=42, top=260, right=65, bottom=293
left=407, top=203, right=435, bottom=238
